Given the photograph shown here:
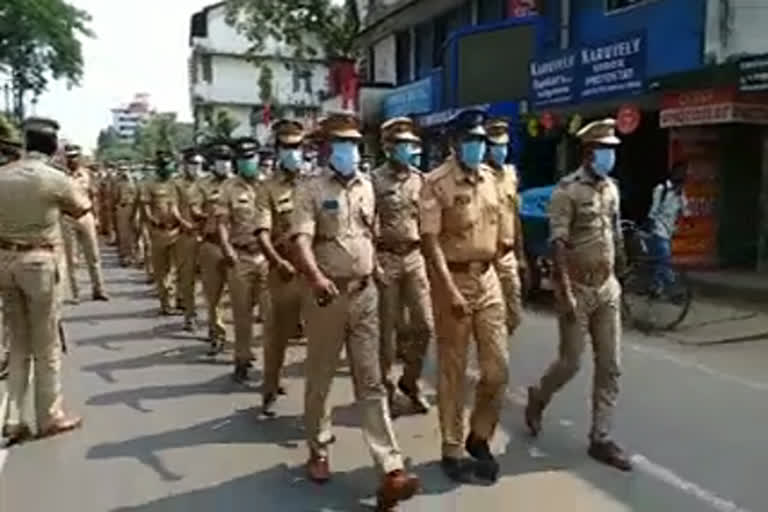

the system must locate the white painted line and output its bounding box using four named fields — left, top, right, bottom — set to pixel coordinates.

left=505, top=386, right=752, bottom=512
left=628, top=343, right=768, bottom=392
left=632, top=454, right=753, bottom=512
